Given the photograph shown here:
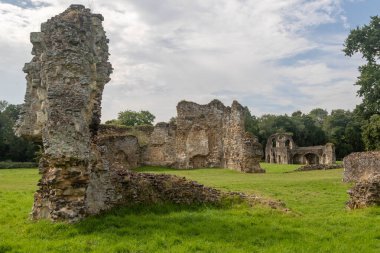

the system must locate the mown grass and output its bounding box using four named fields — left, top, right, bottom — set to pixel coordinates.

left=0, top=164, right=379, bottom=253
